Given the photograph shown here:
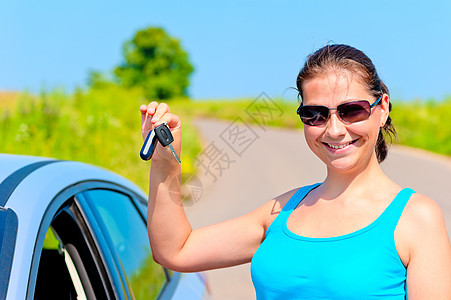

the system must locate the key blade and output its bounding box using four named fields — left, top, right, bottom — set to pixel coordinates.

left=168, top=144, right=181, bottom=164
